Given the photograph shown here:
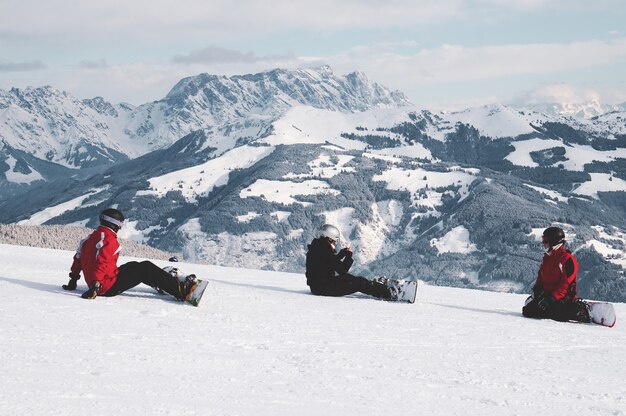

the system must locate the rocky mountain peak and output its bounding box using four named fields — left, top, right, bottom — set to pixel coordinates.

left=163, top=66, right=411, bottom=114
